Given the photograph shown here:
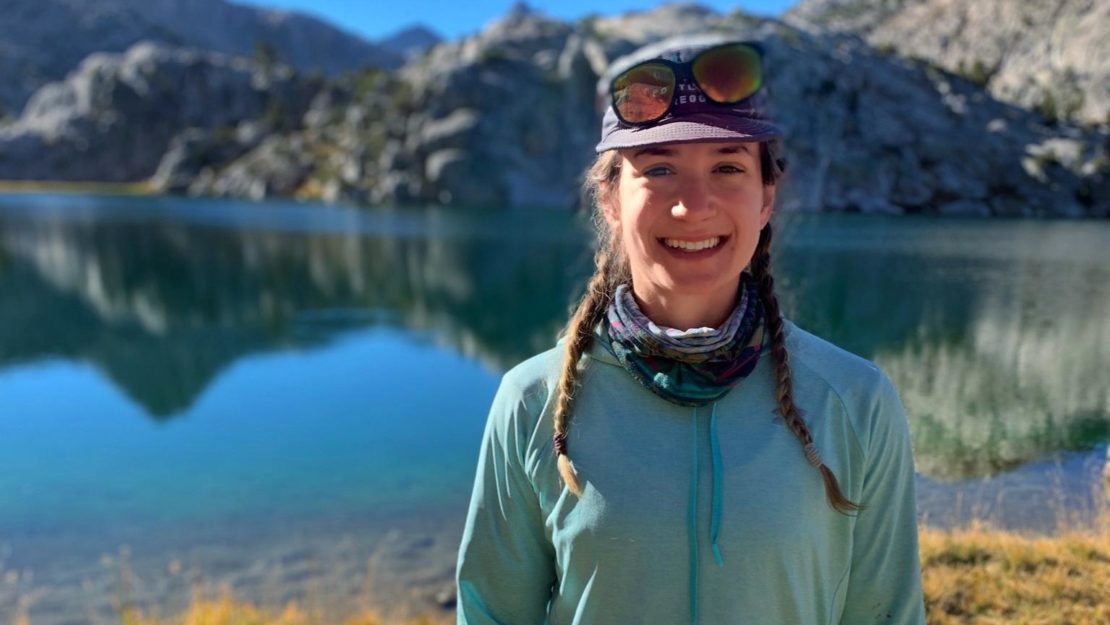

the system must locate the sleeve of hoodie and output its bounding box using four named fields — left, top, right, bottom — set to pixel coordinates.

left=838, top=373, right=926, bottom=625
left=456, top=374, right=557, bottom=625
